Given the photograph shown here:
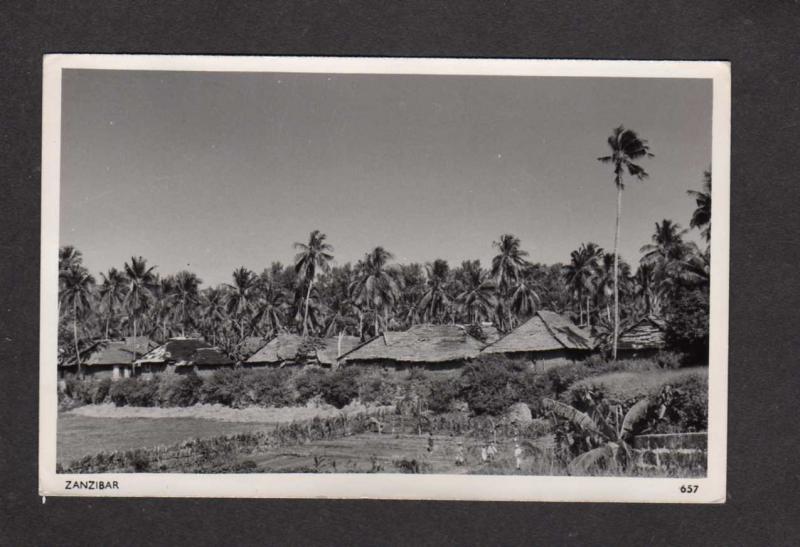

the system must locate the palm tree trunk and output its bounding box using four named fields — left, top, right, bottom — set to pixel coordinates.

left=105, top=314, right=110, bottom=340
left=302, top=278, right=313, bottom=337
left=132, top=317, right=138, bottom=372
left=586, top=294, right=591, bottom=330
left=613, top=184, right=622, bottom=360
left=73, top=299, right=82, bottom=377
